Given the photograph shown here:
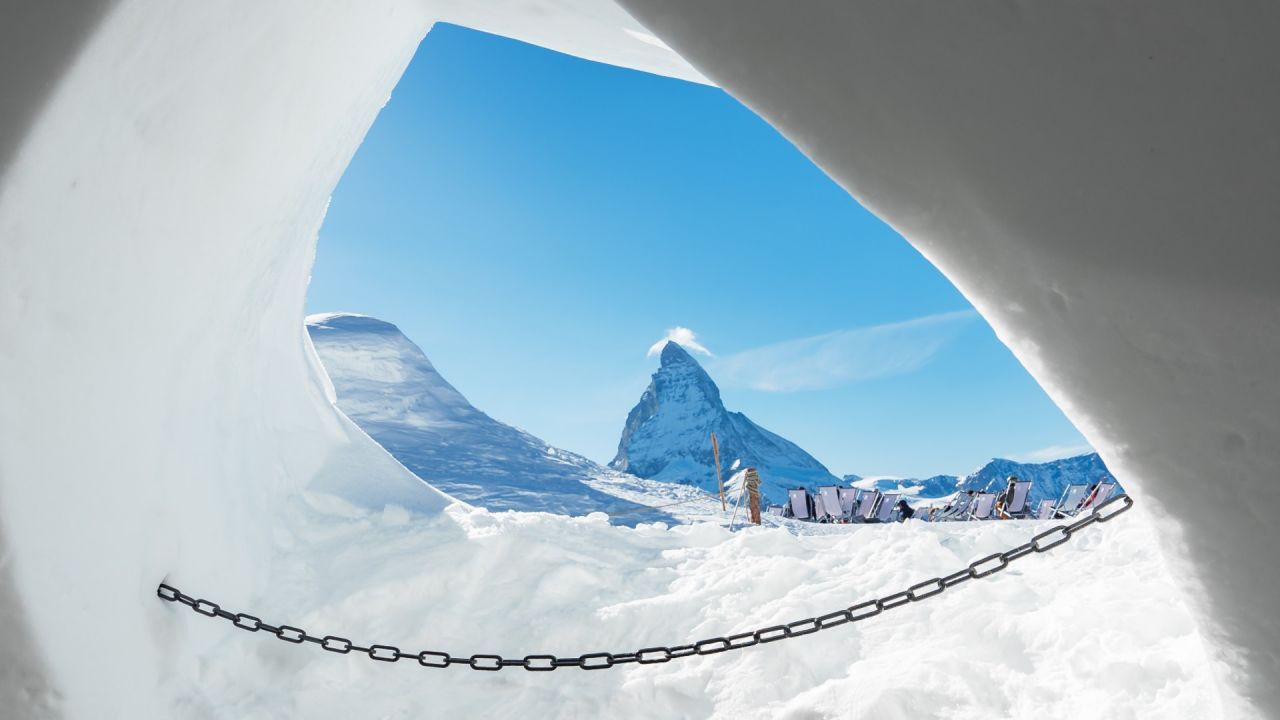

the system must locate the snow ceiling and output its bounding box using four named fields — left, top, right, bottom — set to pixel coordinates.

left=1, top=0, right=1276, bottom=717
